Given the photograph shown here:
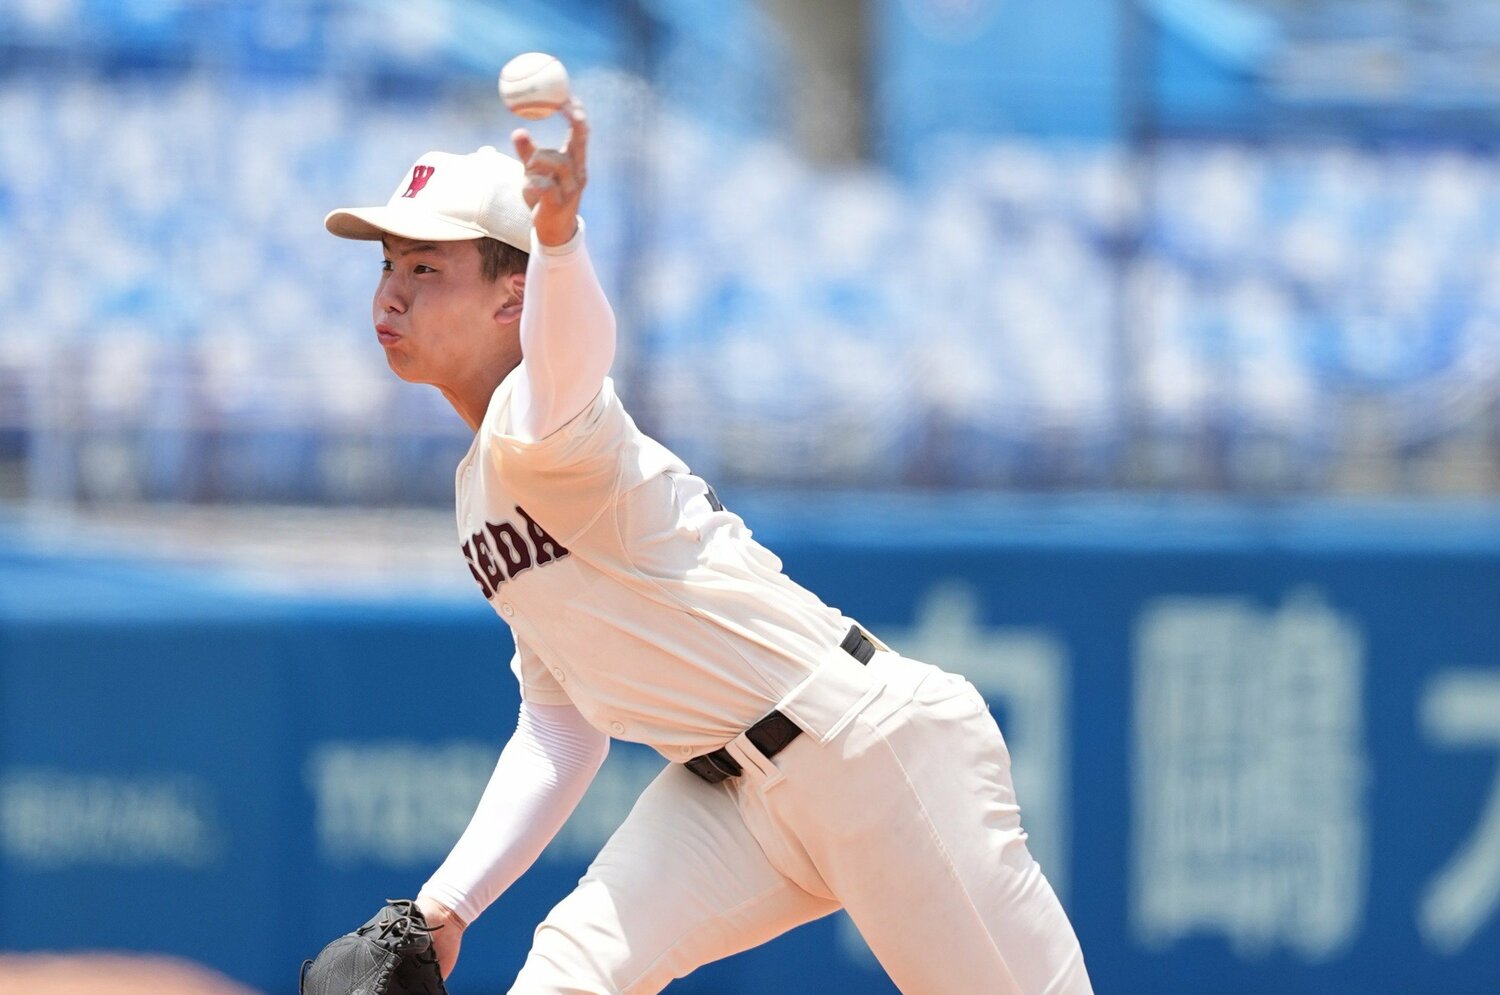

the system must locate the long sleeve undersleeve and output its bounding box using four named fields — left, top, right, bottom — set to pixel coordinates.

left=509, top=220, right=617, bottom=443
left=418, top=699, right=609, bottom=926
